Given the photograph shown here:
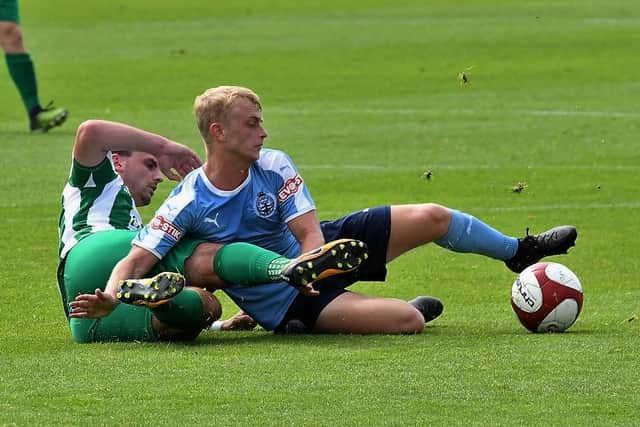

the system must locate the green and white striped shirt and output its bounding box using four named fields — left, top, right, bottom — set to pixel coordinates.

left=58, top=154, right=143, bottom=259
